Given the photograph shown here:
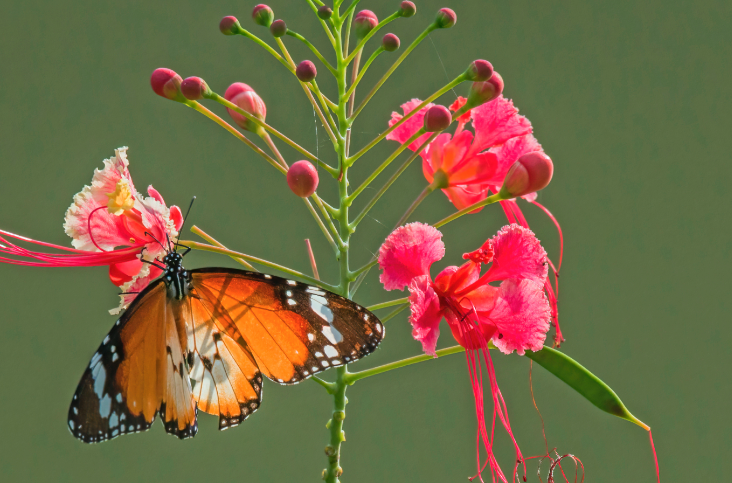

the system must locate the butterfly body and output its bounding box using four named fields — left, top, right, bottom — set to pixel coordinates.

left=68, top=255, right=384, bottom=443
